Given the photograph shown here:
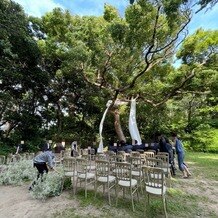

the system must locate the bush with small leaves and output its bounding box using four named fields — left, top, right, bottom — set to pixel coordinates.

left=30, top=171, right=64, bottom=200
left=0, top=160, right=37, bottom=185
